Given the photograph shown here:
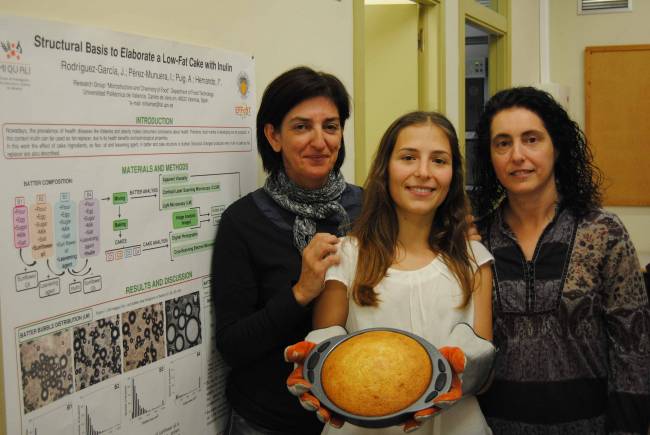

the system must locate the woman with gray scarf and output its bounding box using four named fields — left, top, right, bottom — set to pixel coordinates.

left=212, top=66, right=362, bottom=435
